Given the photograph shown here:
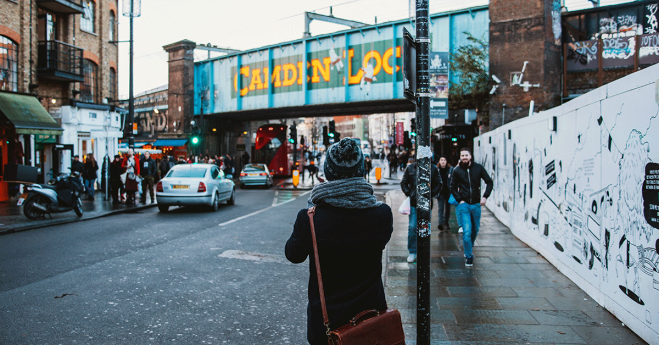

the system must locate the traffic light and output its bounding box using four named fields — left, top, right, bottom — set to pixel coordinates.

left=191, top=136, right=200, bottom=145
left=328, top=120, right=335, bottom=133
left=289, top=124, right=297, bottom=144
left=410, top=118, right=416, bottom=137
left=322, top=125, right=329, bottom=146
left=404, top=131, right=411, bottom=149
